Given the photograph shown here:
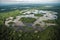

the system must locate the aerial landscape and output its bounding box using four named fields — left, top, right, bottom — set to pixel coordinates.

left=0, top=0, right=60, bottom=40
